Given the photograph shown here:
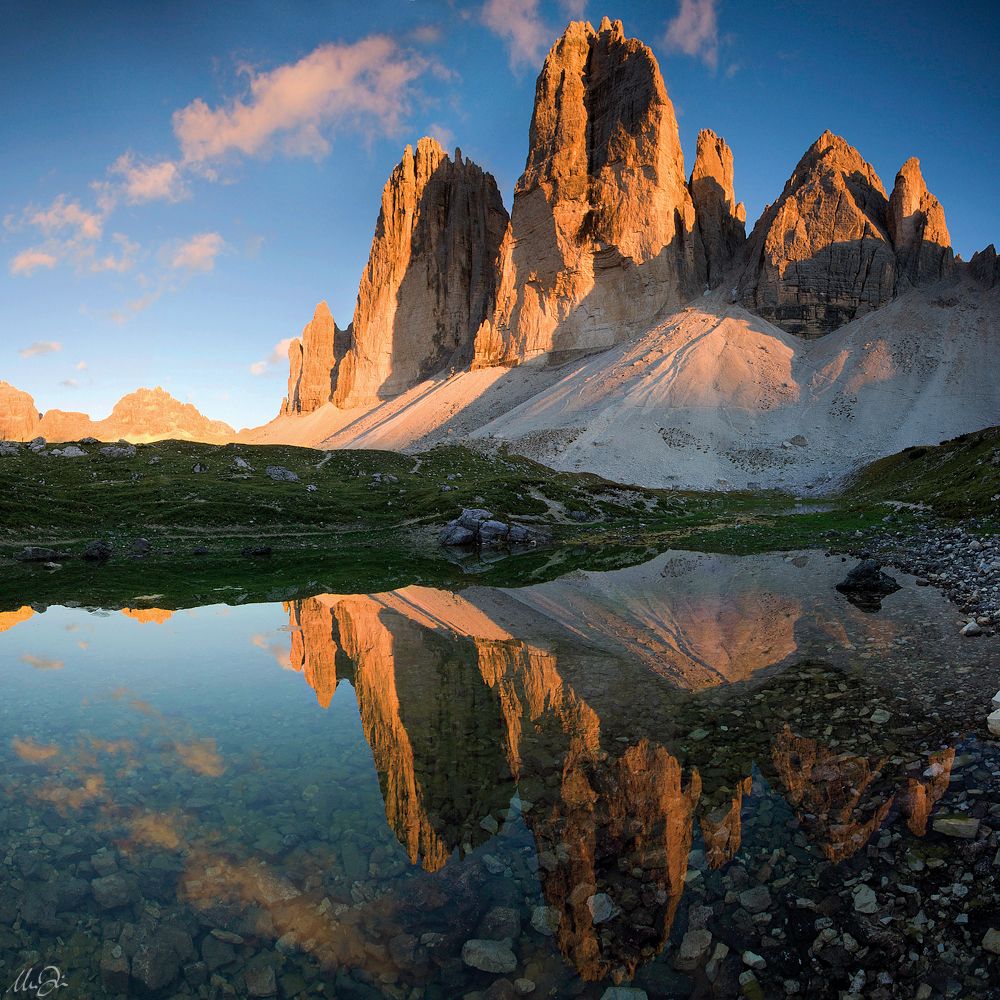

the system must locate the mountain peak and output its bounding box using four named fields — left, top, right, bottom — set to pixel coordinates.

left=888, top=156, right=953, bottom=286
